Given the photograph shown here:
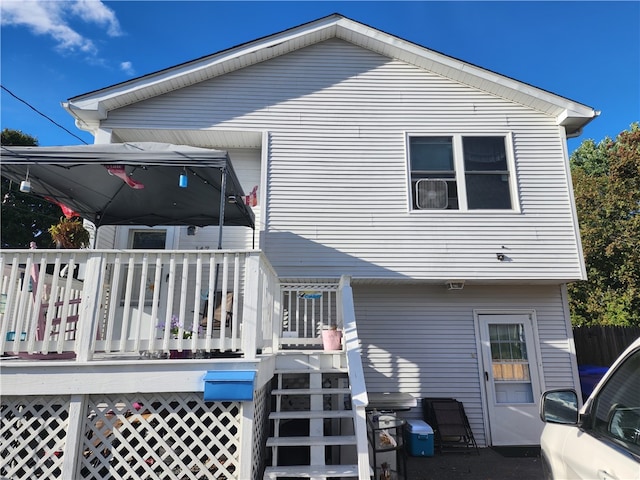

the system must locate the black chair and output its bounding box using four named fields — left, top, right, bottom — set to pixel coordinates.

left=422, top=397, right=479, bottom=454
